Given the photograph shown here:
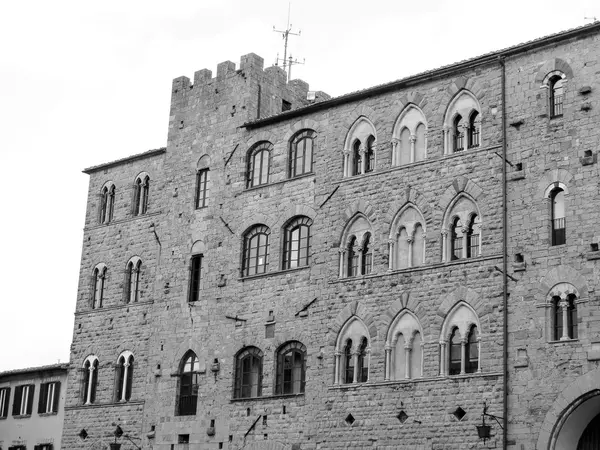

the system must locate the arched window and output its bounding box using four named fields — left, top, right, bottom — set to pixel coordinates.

left=125, top=258, right=142, bottom=304
left=465, top=326, right=478, bottom=374
left=133, top=175, right=150, bottom=216
left=365, top=136, right=375, bottom=173
left=385, top=310, right=424, bottom=380
left=82, top=356, right=99, bottom=405
left=392, top=105, right=428, bottom=166
left=389, top=205, right=427, bottom=270
left=552, top=293, right=578, bottom=340
left=247, top=143, right=272, bottom=188
left=466, top=215, right=480, bottom=258
left=361, top=233, right=372, bottom=275
left=453, top=115, right=463, bottom=152
left=357, top=337, right=369, bottom=383
left=275, top=341, right=306, bottom=395
left=100, top=184, right=115, bottom=224
left=234, top=347, right=263, bottom=399
left=196, top=168, right=209, bottom=209
left=115, top=352, right=134, bottom=402
left=450, top=218, right=463, bottom=261
left=92, top=265, right=107, bottom=309
left=550, top=75, right=564, bottom=118
left=550, top=187, right=566, bottom=246
left=448, top=328, right=462, bottom=375
left=283, top=217, right=312, bottom=270
left=568, top=295, right=578, bottom=339
left=347, top=236, right=358, bottom=277
left=399, top=128, right=411, bottom=166
left=289, top=130, right=315, bottom=177
left=352, top=140, right=362, bottom=176
left=242, top=225, right=270, bottom=276
left=177, top=351, right=199, bottom=416
left=343, top=339, right=353, bottom=384
left=468, top=111, right=479, bottom=149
